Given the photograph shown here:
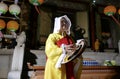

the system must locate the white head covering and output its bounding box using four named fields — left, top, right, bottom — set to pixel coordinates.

left=53, top=15, right=71, bottom=35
